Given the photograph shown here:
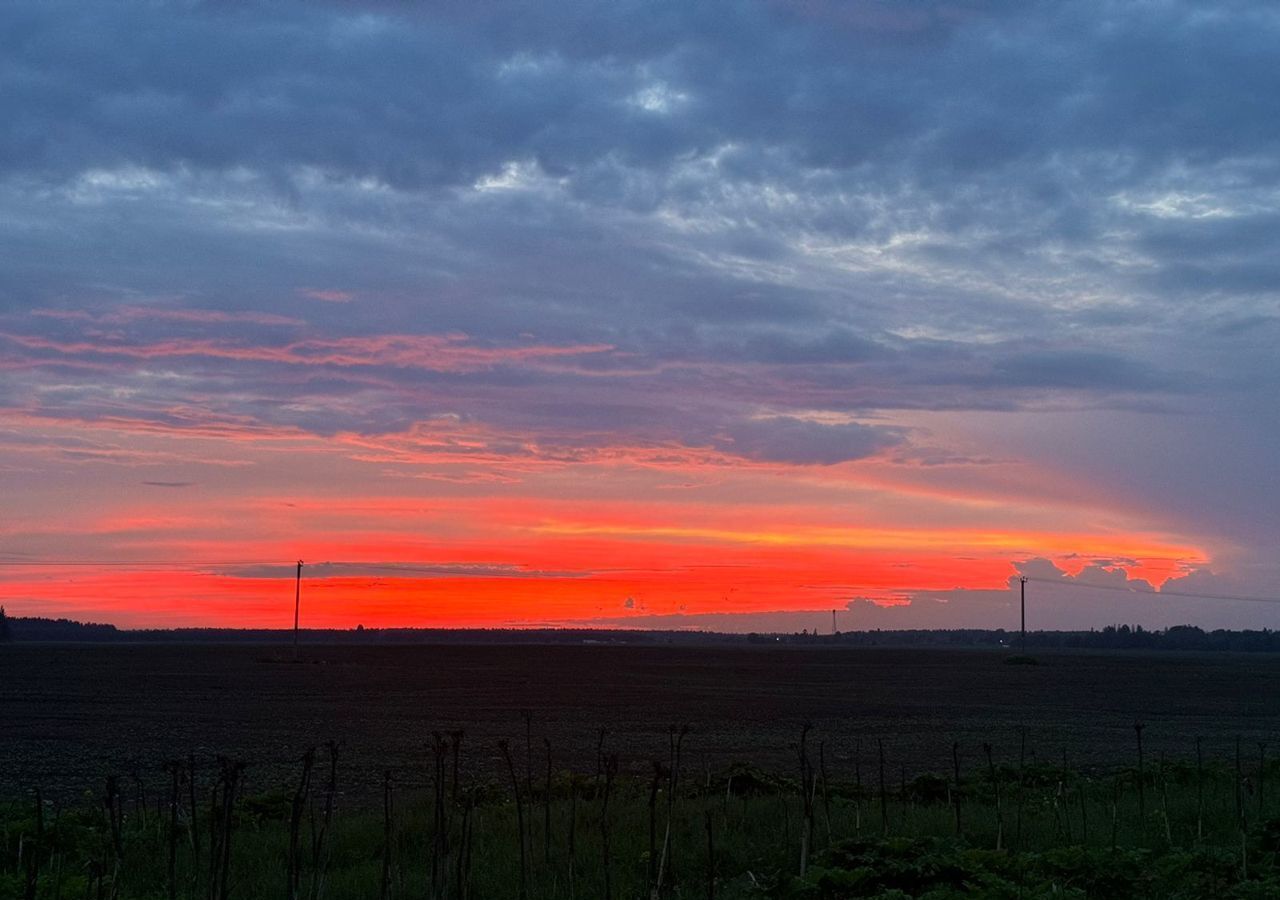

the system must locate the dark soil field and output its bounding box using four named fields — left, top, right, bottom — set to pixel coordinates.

left=2, top=643, right=1278, bottom=803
